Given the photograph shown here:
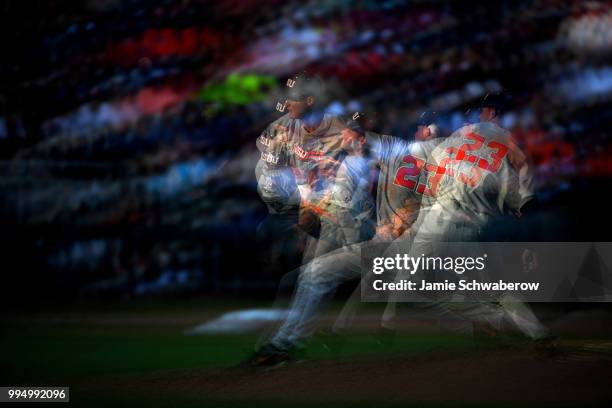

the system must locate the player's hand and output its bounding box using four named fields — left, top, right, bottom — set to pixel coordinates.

left=297, top=207, right=321, bottom=237
left=317, top=156, right=341, bottom=169
left=303, top=201, right=336, bottom=223
left=376, top=223, right=396, bottom=241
